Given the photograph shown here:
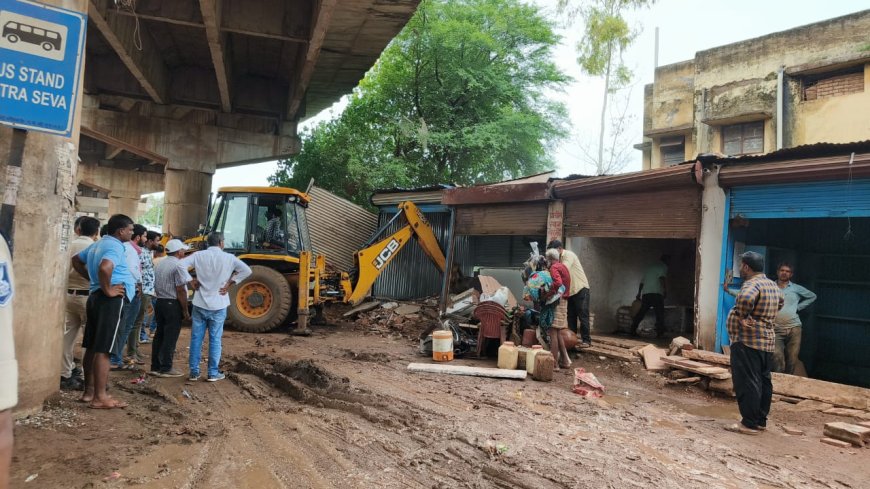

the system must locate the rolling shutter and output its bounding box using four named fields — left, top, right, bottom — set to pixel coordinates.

left=564, top=186, right=701, bottom=239
left=455, top=202, right=548, bottom=235
left=730, top=179, right=870, bottom=219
